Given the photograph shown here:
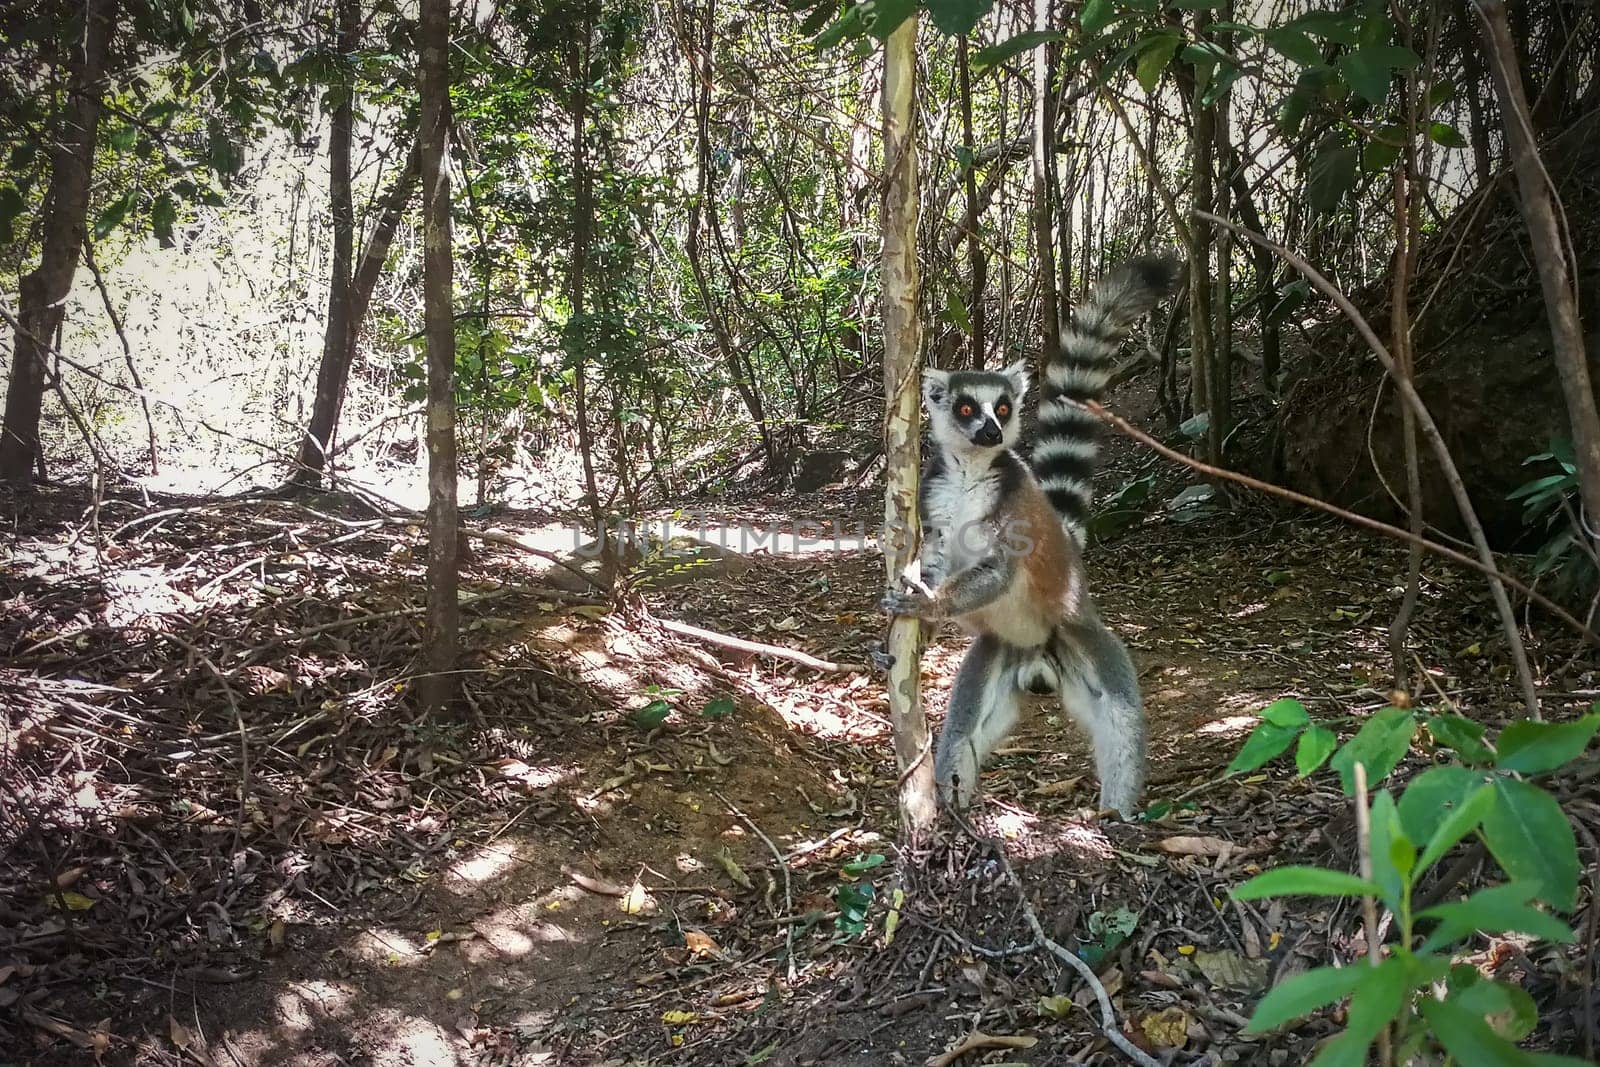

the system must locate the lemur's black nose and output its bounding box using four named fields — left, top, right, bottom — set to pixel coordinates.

left=975, top=420, right=1002, bottom=446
